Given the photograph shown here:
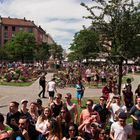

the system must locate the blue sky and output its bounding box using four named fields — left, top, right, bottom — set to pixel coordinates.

left=0, top=0, right=92, bottom=51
